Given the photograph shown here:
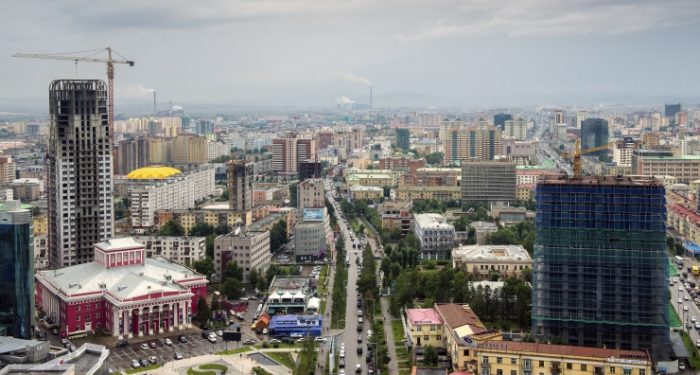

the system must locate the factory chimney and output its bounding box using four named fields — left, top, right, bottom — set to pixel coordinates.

left=369, top=85, right=373, bottom=108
